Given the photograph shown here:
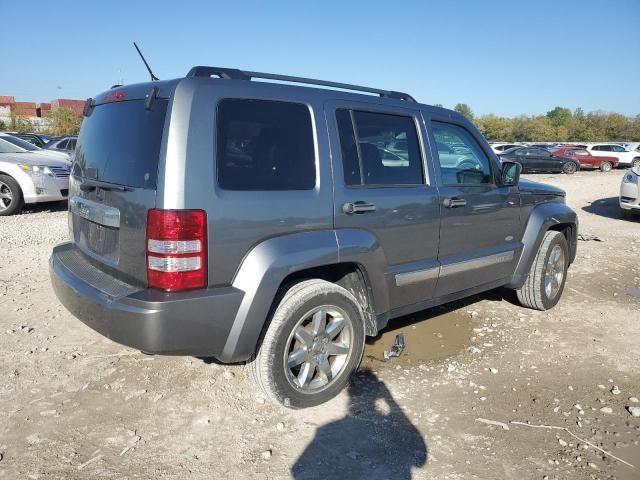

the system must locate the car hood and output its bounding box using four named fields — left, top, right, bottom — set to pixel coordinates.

left=32, top=149, right=70, bottom=160
left=0, top=151, right=72, bottom=167
left=518, top=179, right=566, bottom=197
